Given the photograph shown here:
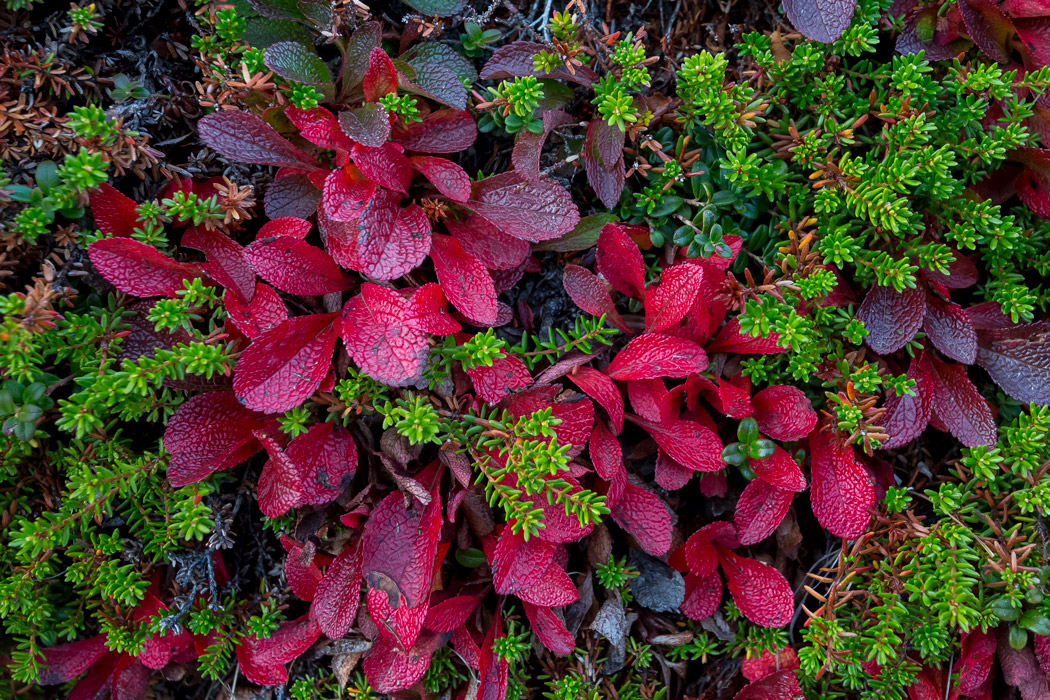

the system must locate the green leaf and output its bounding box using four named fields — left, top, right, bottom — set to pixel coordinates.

left=455, top=547, right=486, bottom=568
left=534, top=213, right=616, bottom=252
left=264, top=41, right=333, bottom=87
left=401, top=0, right=465, bottom=17
left=242, top=18, right=313, bottom=50
left=35, top=161, right=59, bottom=192
left=1020, top=610, right=1050, bottom=635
